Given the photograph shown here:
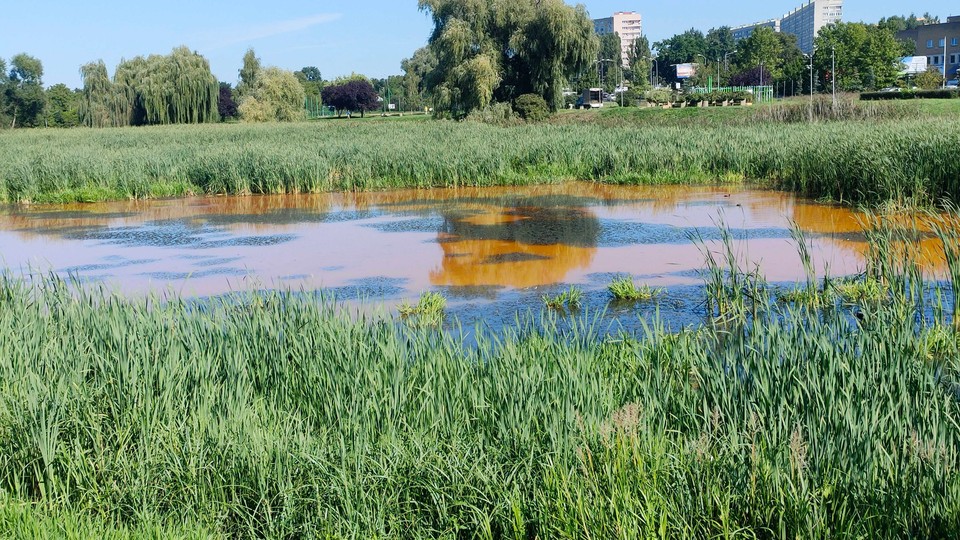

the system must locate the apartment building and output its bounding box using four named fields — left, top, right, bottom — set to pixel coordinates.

left=593, top=11, right=643, bottom=67
left=731, top=0, right=843, bottom=54
left=731, top=19, right=780, bottom=42
left=898, top=16, right=960, bottom=80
